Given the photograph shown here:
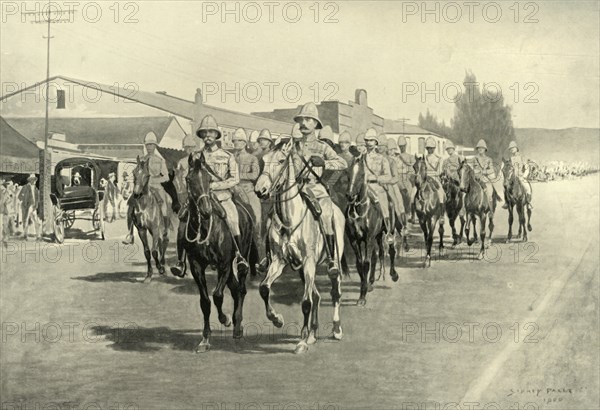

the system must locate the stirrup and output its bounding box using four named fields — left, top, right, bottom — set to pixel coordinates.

left=235, top=252, right=250, bottom=270
left=122, top=233, right=134, bottom=245
left=327, top=259, right=339, bottom=274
